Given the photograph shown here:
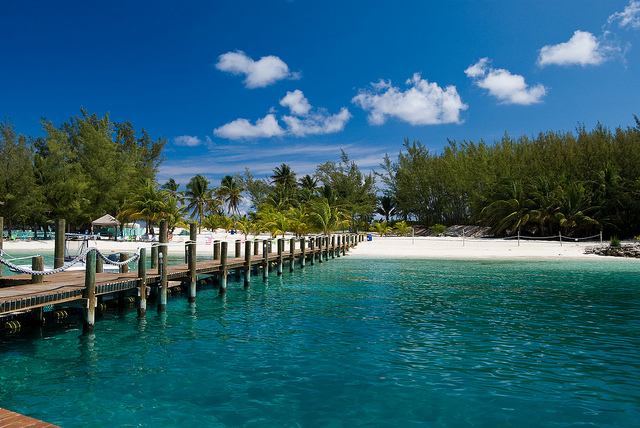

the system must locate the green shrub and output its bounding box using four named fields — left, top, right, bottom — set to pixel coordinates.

left=429, top=224, right=447, bottom=236
left=610, top=236, right=621, bottom=247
